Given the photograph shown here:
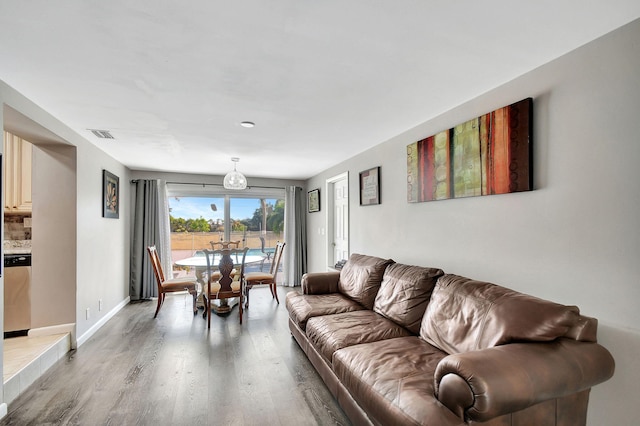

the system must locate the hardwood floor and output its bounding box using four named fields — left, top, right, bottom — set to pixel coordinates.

left=1, top=287, right=351, bottom=426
